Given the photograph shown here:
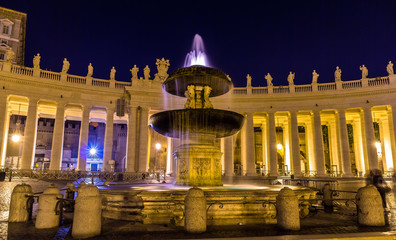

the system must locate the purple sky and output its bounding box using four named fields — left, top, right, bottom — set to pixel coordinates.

left=2, top=0, right=396, bottom=87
